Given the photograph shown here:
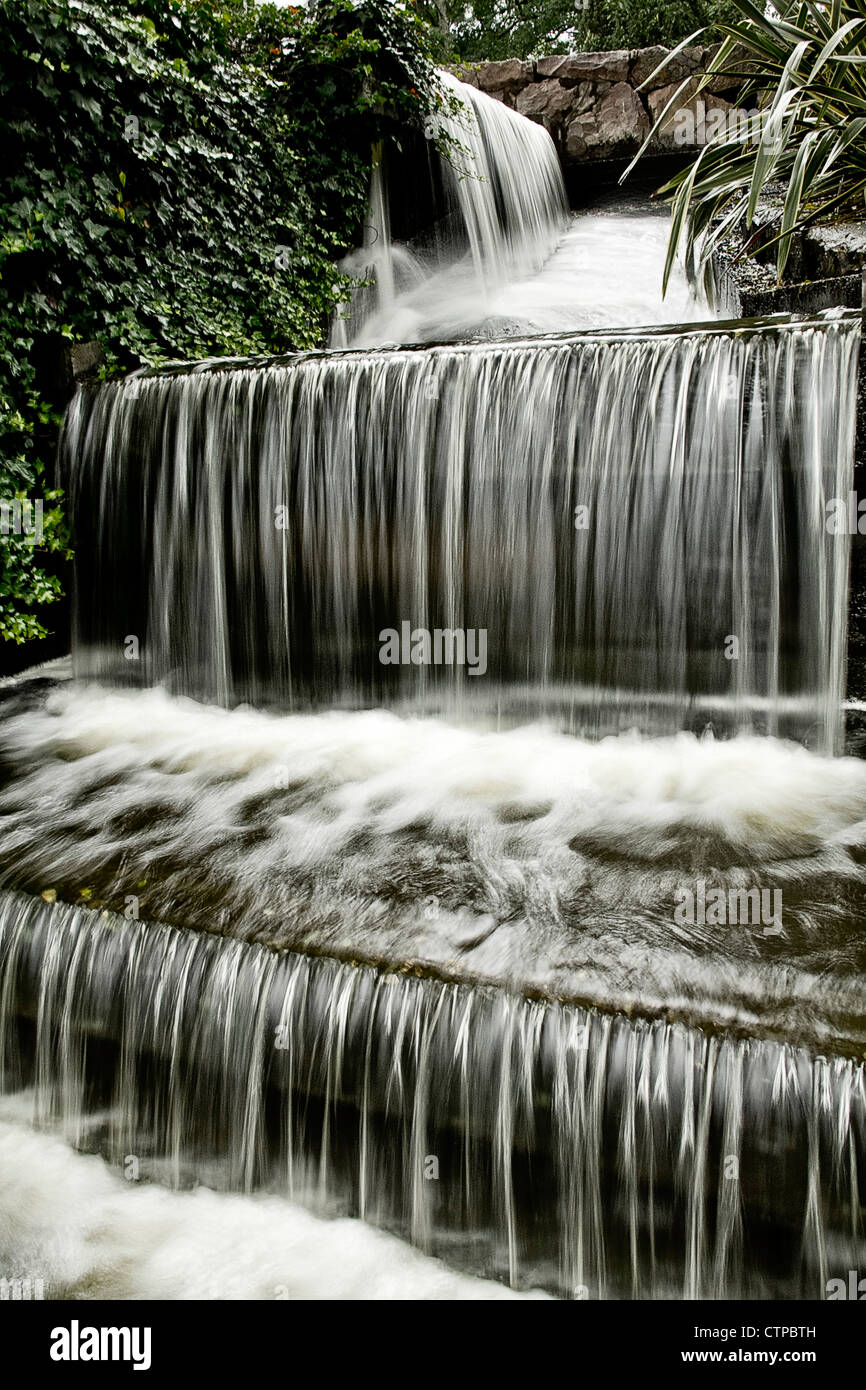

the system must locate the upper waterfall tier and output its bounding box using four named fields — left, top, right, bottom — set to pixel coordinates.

left=64, top=313, right=859, bottom=751
left=331, top=73, right=569, bottom=346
